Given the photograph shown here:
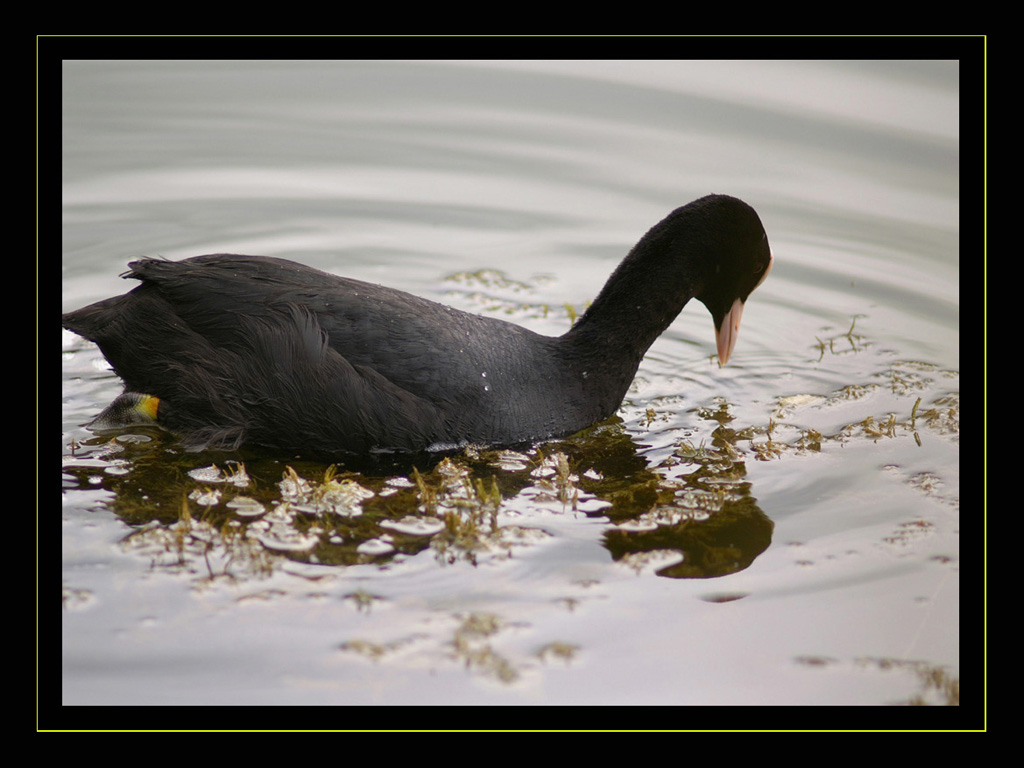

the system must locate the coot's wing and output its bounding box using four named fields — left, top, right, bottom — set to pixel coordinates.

left=63, top=255, right=457, bottom=452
